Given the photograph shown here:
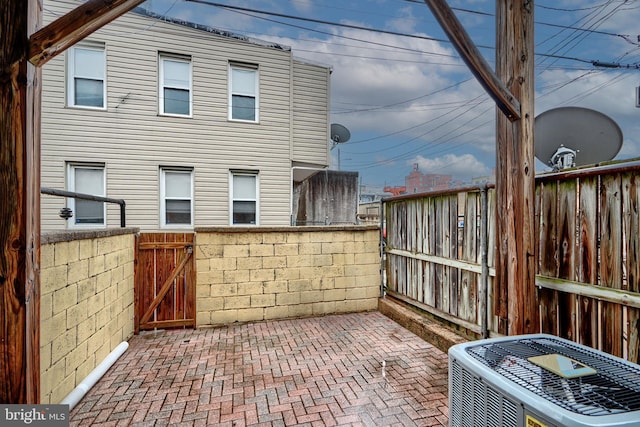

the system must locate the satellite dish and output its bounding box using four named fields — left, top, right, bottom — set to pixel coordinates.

left=535, top=106, right=623, bottom=170
left=330, top=123, right=351, bottom=145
